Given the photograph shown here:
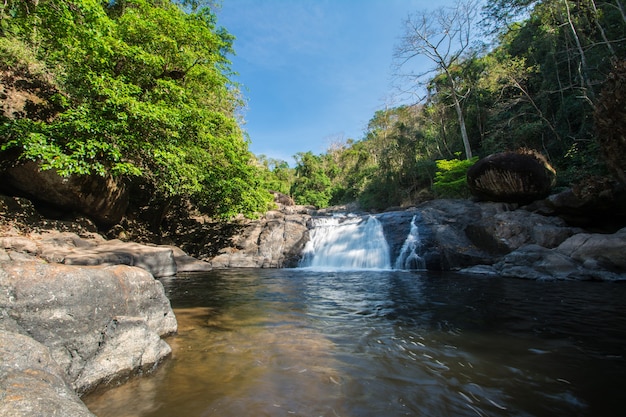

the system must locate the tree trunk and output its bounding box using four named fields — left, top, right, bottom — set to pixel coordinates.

left=452, top=94, right=473, bottom=160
